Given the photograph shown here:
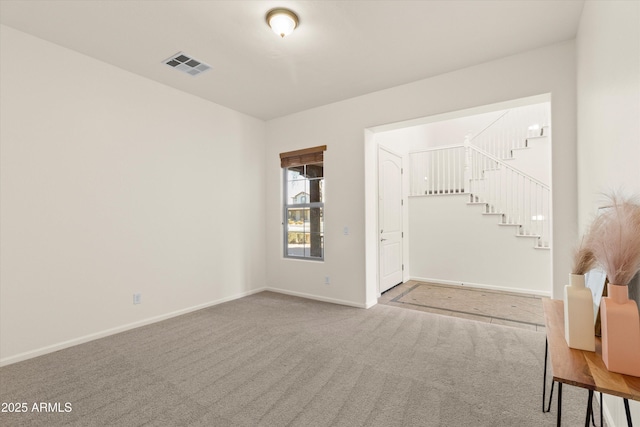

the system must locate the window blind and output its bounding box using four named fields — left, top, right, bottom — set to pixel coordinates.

left=280, top=145, right=326, bottom=168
